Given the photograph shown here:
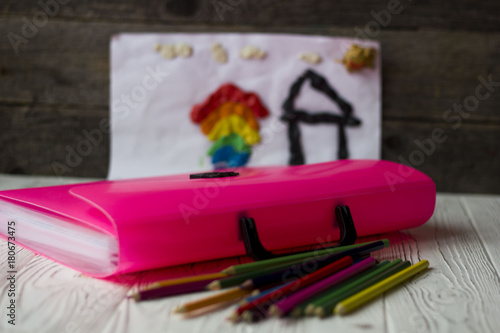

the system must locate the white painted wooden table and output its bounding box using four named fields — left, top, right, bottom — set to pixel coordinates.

left=1, top=174, right=499, bottom=333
